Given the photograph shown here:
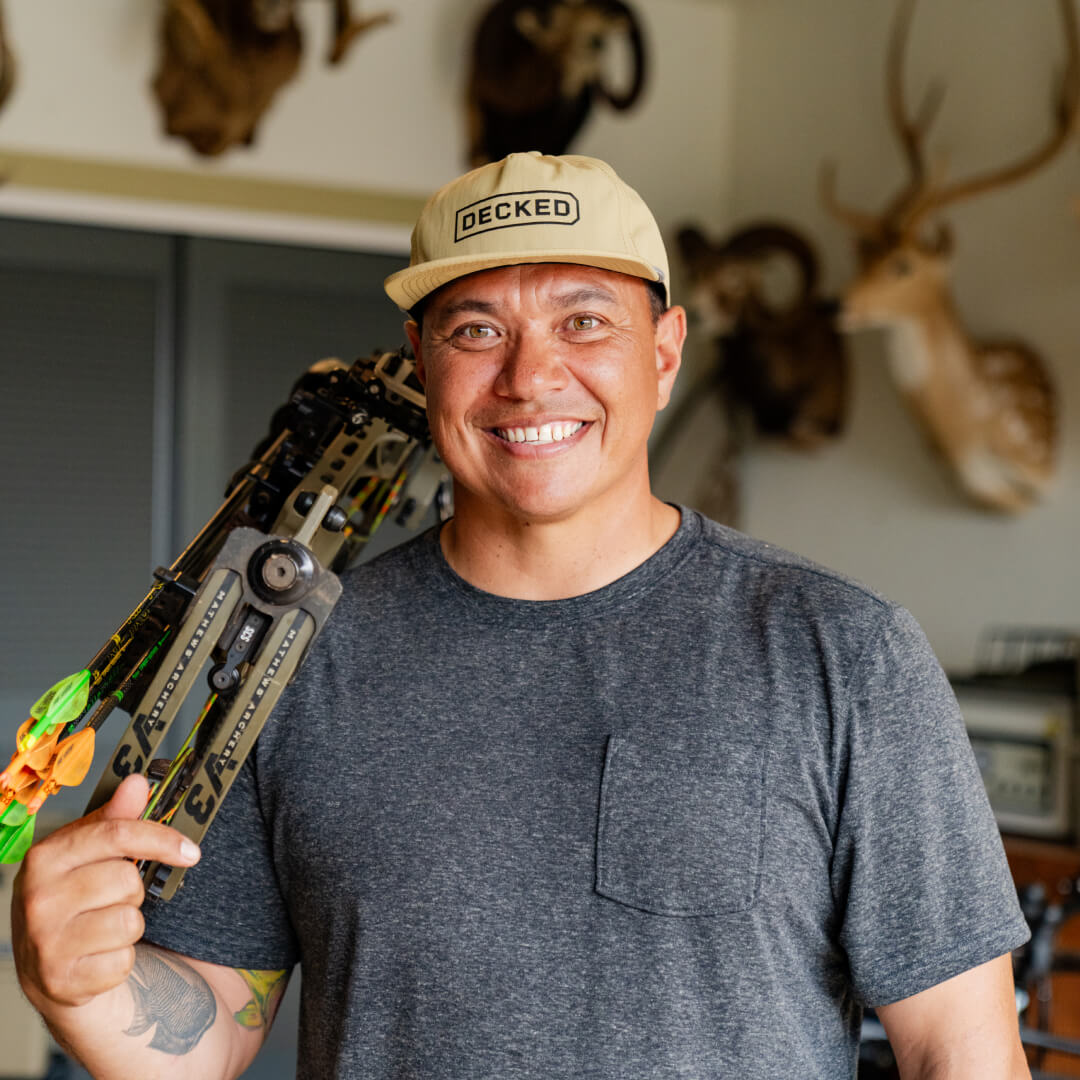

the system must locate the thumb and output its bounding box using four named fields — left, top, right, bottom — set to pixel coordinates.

left=100, top=773, right=152, bottom=822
